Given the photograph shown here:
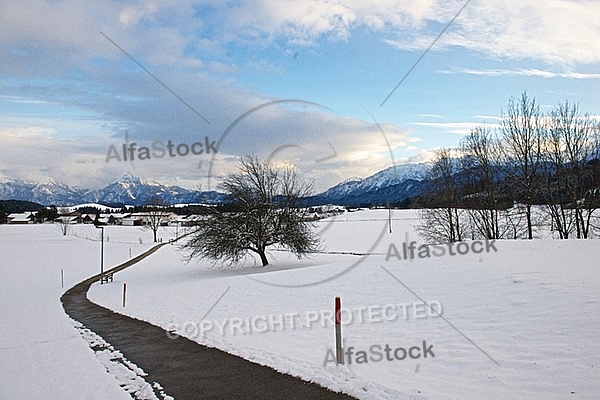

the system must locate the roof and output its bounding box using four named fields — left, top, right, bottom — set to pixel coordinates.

left=7, top=212, right=35, bottom=222
left=55, top=216, right=78, bottom=224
